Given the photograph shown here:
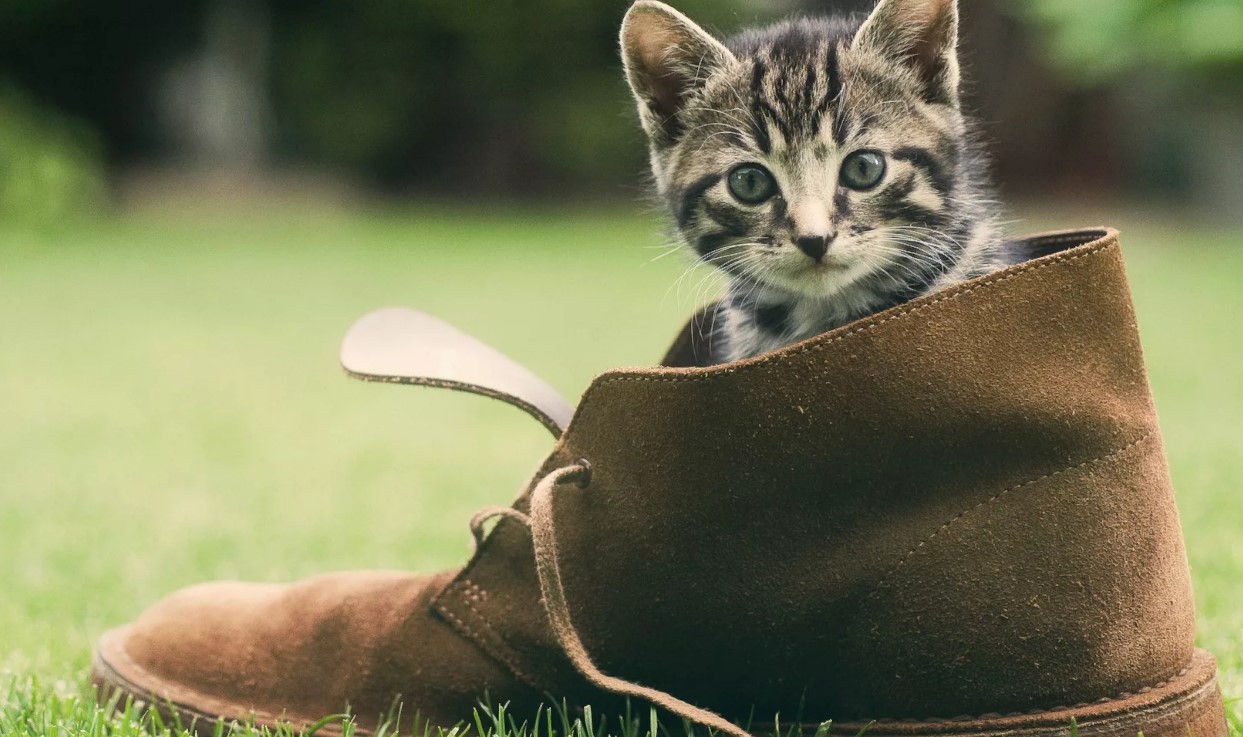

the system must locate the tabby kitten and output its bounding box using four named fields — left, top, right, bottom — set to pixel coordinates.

left=621, top=0, right=1007, bottom=362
